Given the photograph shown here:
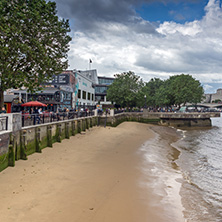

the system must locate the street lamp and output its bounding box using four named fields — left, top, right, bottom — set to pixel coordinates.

left=144, top=95, right=147, bottom=109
